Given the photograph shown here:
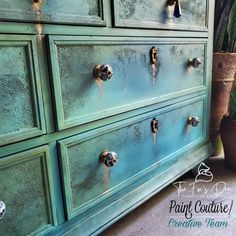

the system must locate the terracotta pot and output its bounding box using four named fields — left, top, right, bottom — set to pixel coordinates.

left=220, top=115, right=236, bottom=170
left=210, top=53, right=236, bottom=154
